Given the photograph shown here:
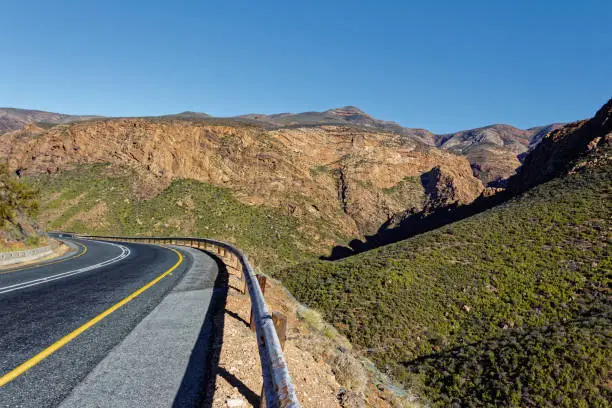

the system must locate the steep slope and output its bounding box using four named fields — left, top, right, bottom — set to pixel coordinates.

left=0, top=162, right=42, bottom=250
left=0, top=107, right=100, bottom=134
left=526, top=123, right=566, bottom=148
left=28, top=164, right=316, bottom=271
left=509, top=98, right=612, bottom=193
left=277, top=101, right=611, bottom=406
left=3, top=105, right=564, bottom=188
left=239, top=106, right=565, bottom=186
left=3, top=118, right=483, bottom=241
